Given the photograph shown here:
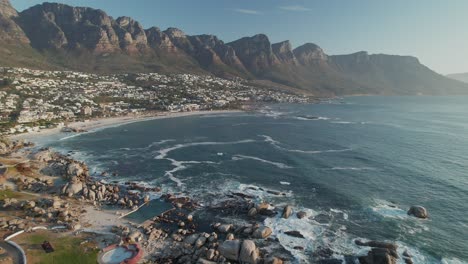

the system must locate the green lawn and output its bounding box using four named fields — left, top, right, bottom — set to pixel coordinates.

left=15, top=231, right=99, bottom=264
